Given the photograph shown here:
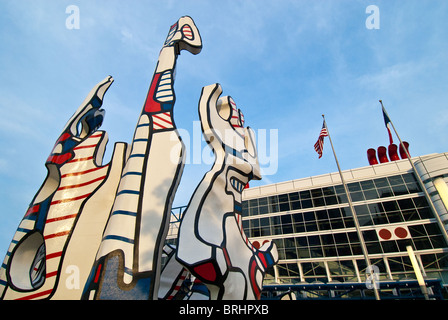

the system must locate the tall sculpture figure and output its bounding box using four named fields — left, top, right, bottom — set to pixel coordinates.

left=0, top=15, right=277, bottom=300
left=0, top=77, right=127, bottom=300
left=82, top=16, right=202, bottom=300
left=176, top=84, right=278, bottom=300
